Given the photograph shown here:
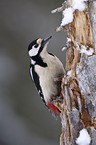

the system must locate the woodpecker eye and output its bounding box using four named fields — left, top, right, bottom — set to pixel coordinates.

left=34, top=44, right=39, bottom=48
